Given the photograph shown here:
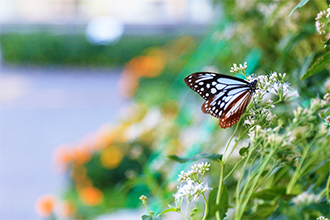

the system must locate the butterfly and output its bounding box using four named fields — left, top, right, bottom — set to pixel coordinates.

left=184, top=72, right=257, bottom=128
